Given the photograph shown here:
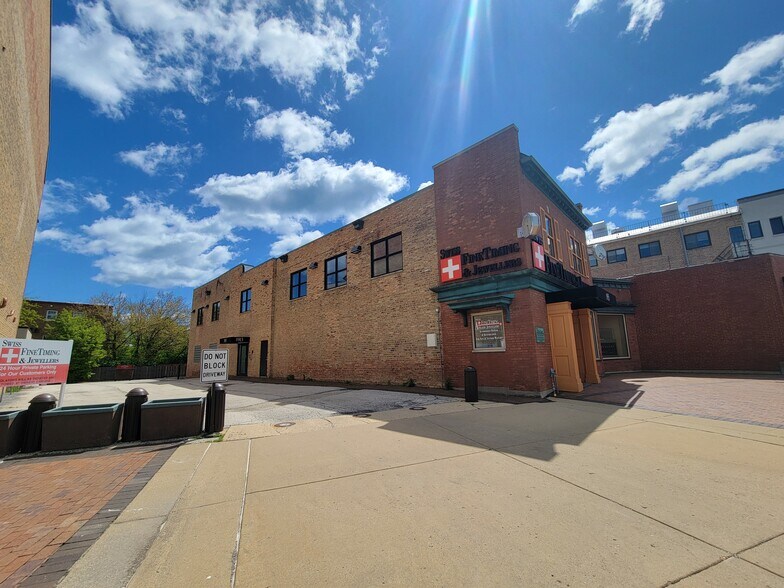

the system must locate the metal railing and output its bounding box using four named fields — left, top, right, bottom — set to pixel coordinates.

left=89, top=363, right=187, bottom=382
left=714, top=240, right=752, bottom=262
left=594, top=203, right=736, bottom=238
